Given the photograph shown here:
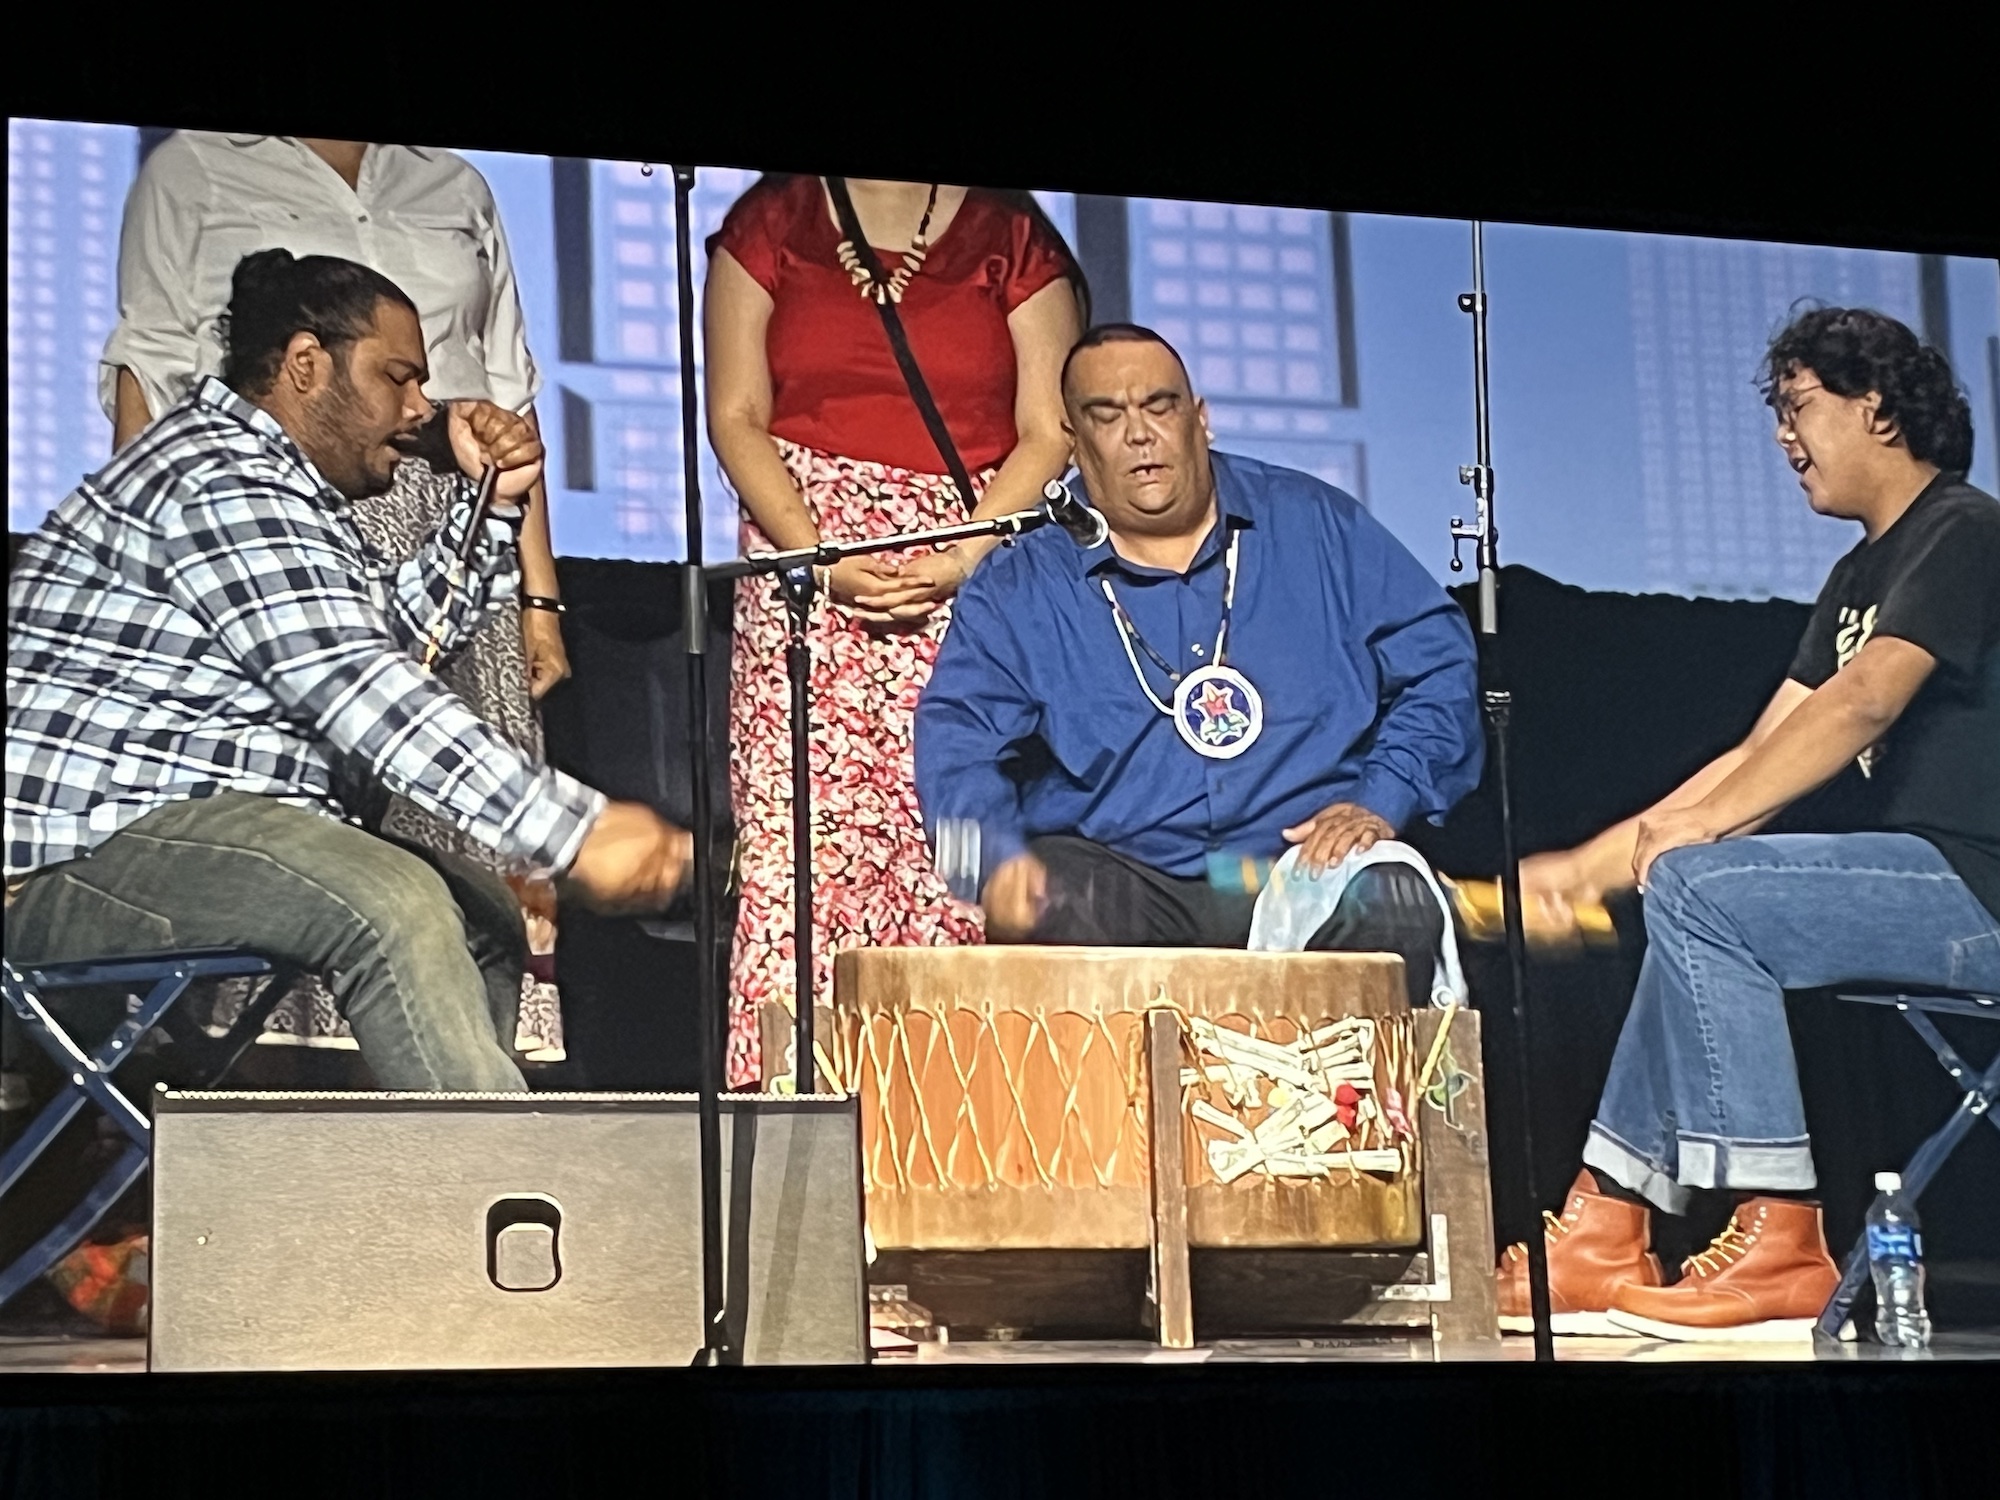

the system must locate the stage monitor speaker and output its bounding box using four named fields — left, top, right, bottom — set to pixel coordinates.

left=149, top=1091, right=865, bottom=1371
